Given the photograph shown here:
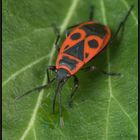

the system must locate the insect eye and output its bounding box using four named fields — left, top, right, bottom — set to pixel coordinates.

left=71, top=32, right=81, bottom=40
left=88, top=39, right=98, bottom=48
